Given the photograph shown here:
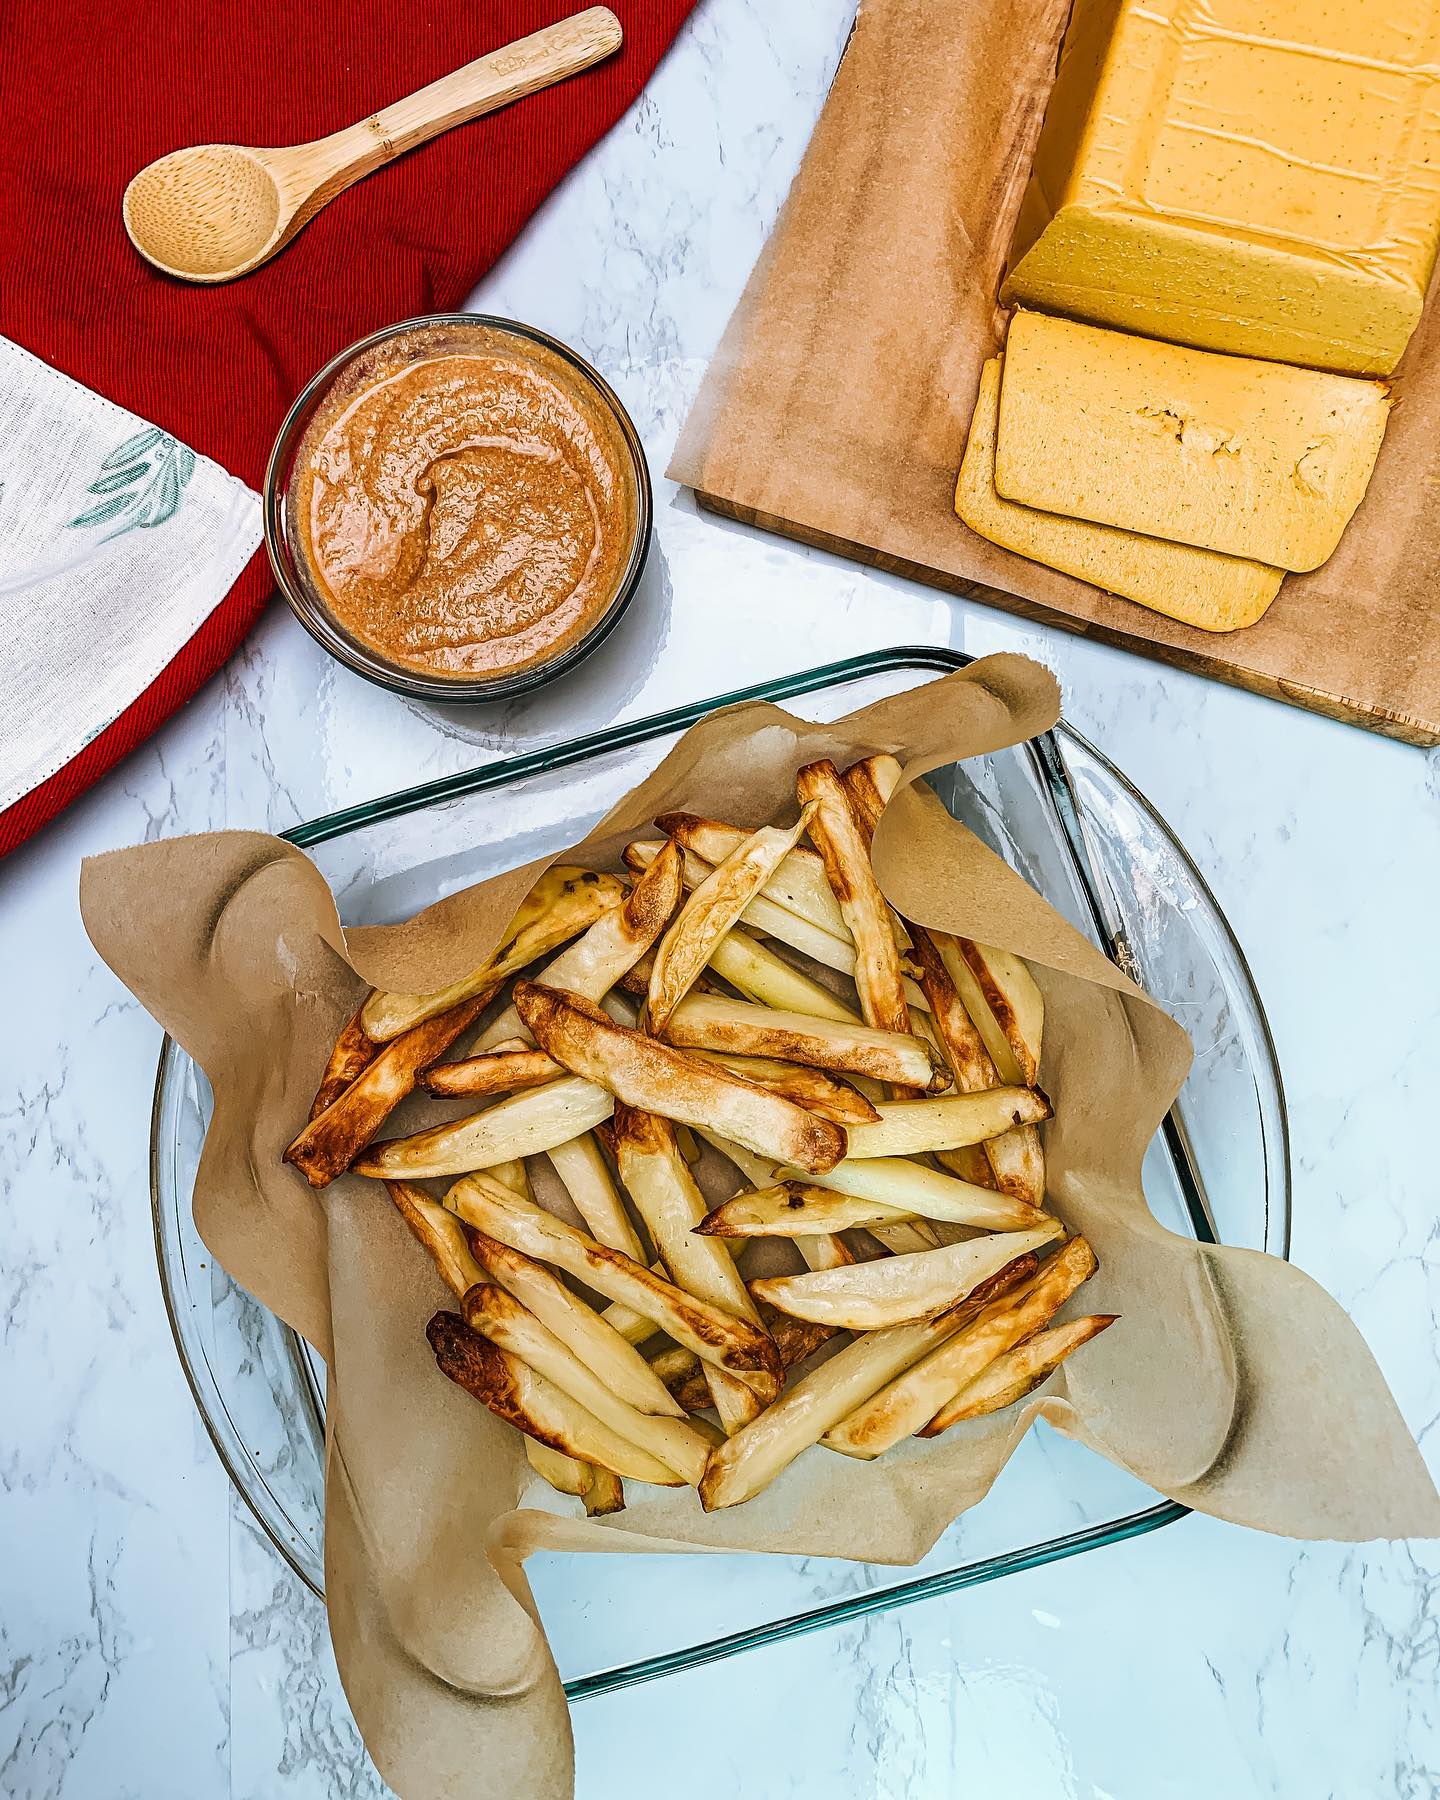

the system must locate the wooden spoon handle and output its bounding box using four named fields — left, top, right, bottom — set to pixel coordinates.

left=307, top=8, right=623, bottom=186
